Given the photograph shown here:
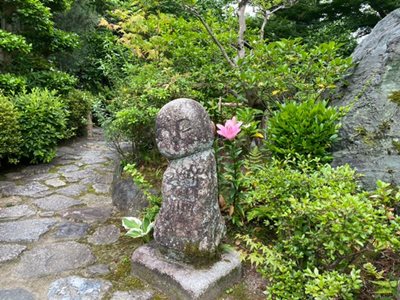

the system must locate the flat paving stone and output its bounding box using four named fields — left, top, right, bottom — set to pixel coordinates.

left=81, top=152, right=109, bottom=164
left=78, top=194, right=112, bottom=206
left=92, top=183, right=110, bottom=194
left=0, top=205, right=36, bottom=221
left=0, top=219, right=57, bottom=243
left=56, top=184, right=87, bottom=197
left=54, top=222, right=89, bottom=239
left=62, top=206, right=113, bottom=224
left=44, top=178, right=66, bottom=188
left=111, top=290, right=154, bottom=300
left=0, top=244, right=26, bottom=263
left=48, top=276, right=112, bottom=300
left=88, top=224, right=120, bottom=245
left=57, top=164, right=80, bottom=173
left=0, top=288, right=34, bottom=300
left=3, top=182, right=51, bottom=198
left=15, top=242, right=95, bottom=278
left=33, top=195, right=82, bottom=211
left=87, top=264, right=110, bottom=276
left=63, top=169, right=92, bottom=183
